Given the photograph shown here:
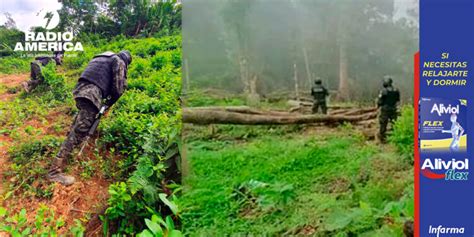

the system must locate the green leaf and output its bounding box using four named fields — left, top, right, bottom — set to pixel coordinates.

left=151, top=214, right=166, bottom=226
left=19, top=209, right=26, bottom=218
left=404, top=196, right=414, bottom=217
left=21, top=227, right=31, bottom=236
left=0, top=207, right=7, bottom=217
left=168, top=230, right=182, bottom=237
left=145, top=218, right=163, bottom=235
left=165, top=216, right=174, bottom=230
left=159, top=194, right=178, bottom=215
left=3, top=191, right=13, bottom=200
left=137, top=229, right=155, bottom=237
left=325, top=209, right=352, bottom=231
